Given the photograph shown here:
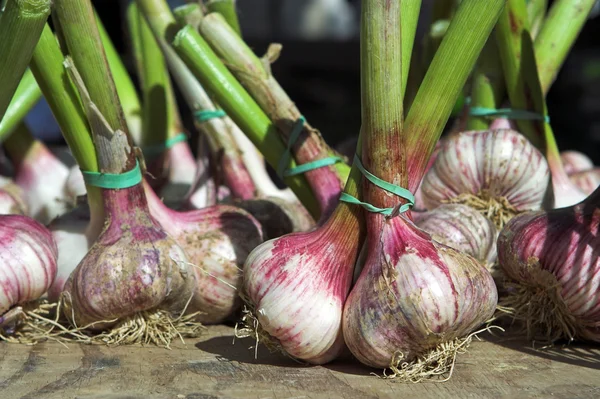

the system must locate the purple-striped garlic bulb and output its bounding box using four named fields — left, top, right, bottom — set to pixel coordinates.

left=144, top=181, right=263, bottom=323
left=241, top=201, right=364, bottom=364
left=61, top=183, right=197, bottom=330
left=569, top=169, right=600, bottom=196
left=0, top=215, right=58, bottom=328
left=414, top=204, right=497, bottom=267
left=497, top=186, right=600, bottom=342
left=343, top=215, right=498, bottom=368
left=421, top=129, right=550, bottom=228
left=561, top=150, right=594, bottom=175
left=10, top=141, right=70, bottom=224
